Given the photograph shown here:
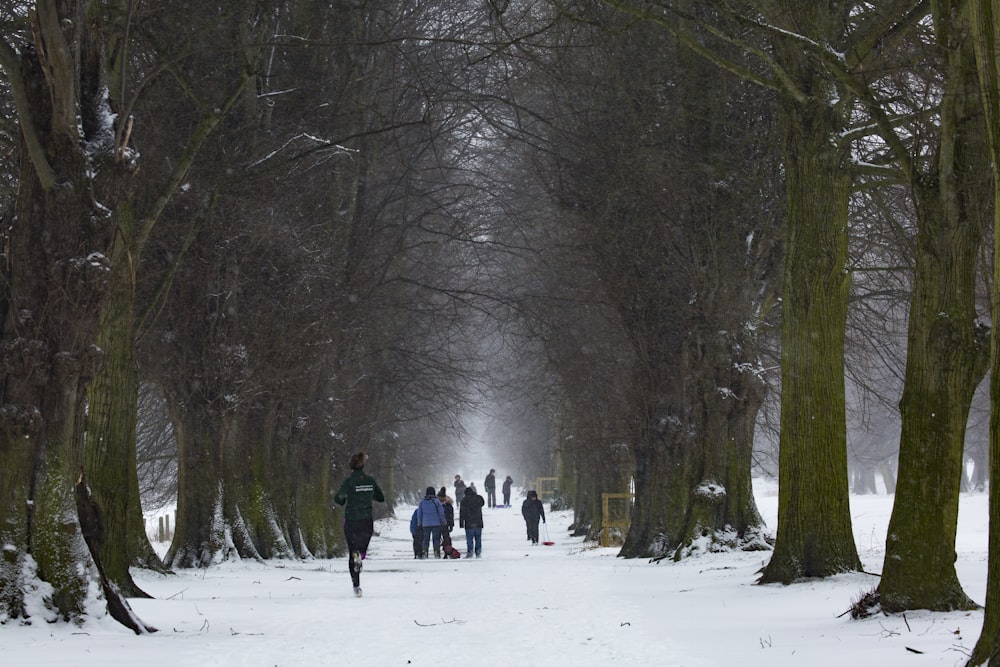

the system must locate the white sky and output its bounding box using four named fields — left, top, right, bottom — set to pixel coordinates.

left=5, top=478, right=988, bottom=666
